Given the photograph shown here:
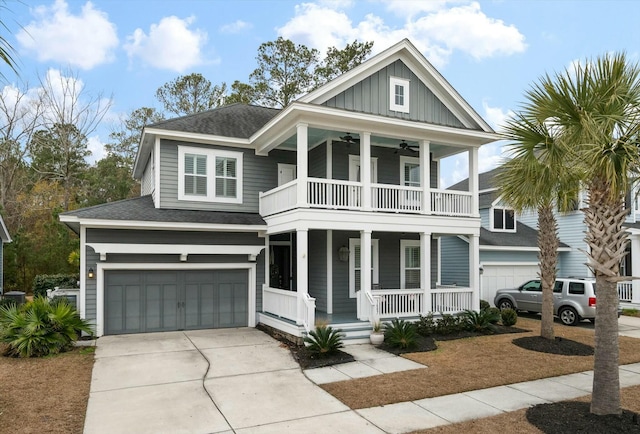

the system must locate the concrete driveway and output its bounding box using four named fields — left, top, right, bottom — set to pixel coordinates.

left=84, top=328, right=384, bottom=434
